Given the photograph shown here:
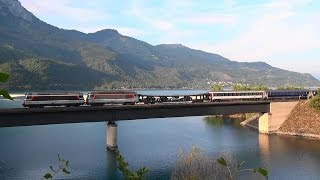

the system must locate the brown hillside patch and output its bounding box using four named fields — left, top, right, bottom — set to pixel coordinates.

left=279, top=101, right=320, bottom=135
